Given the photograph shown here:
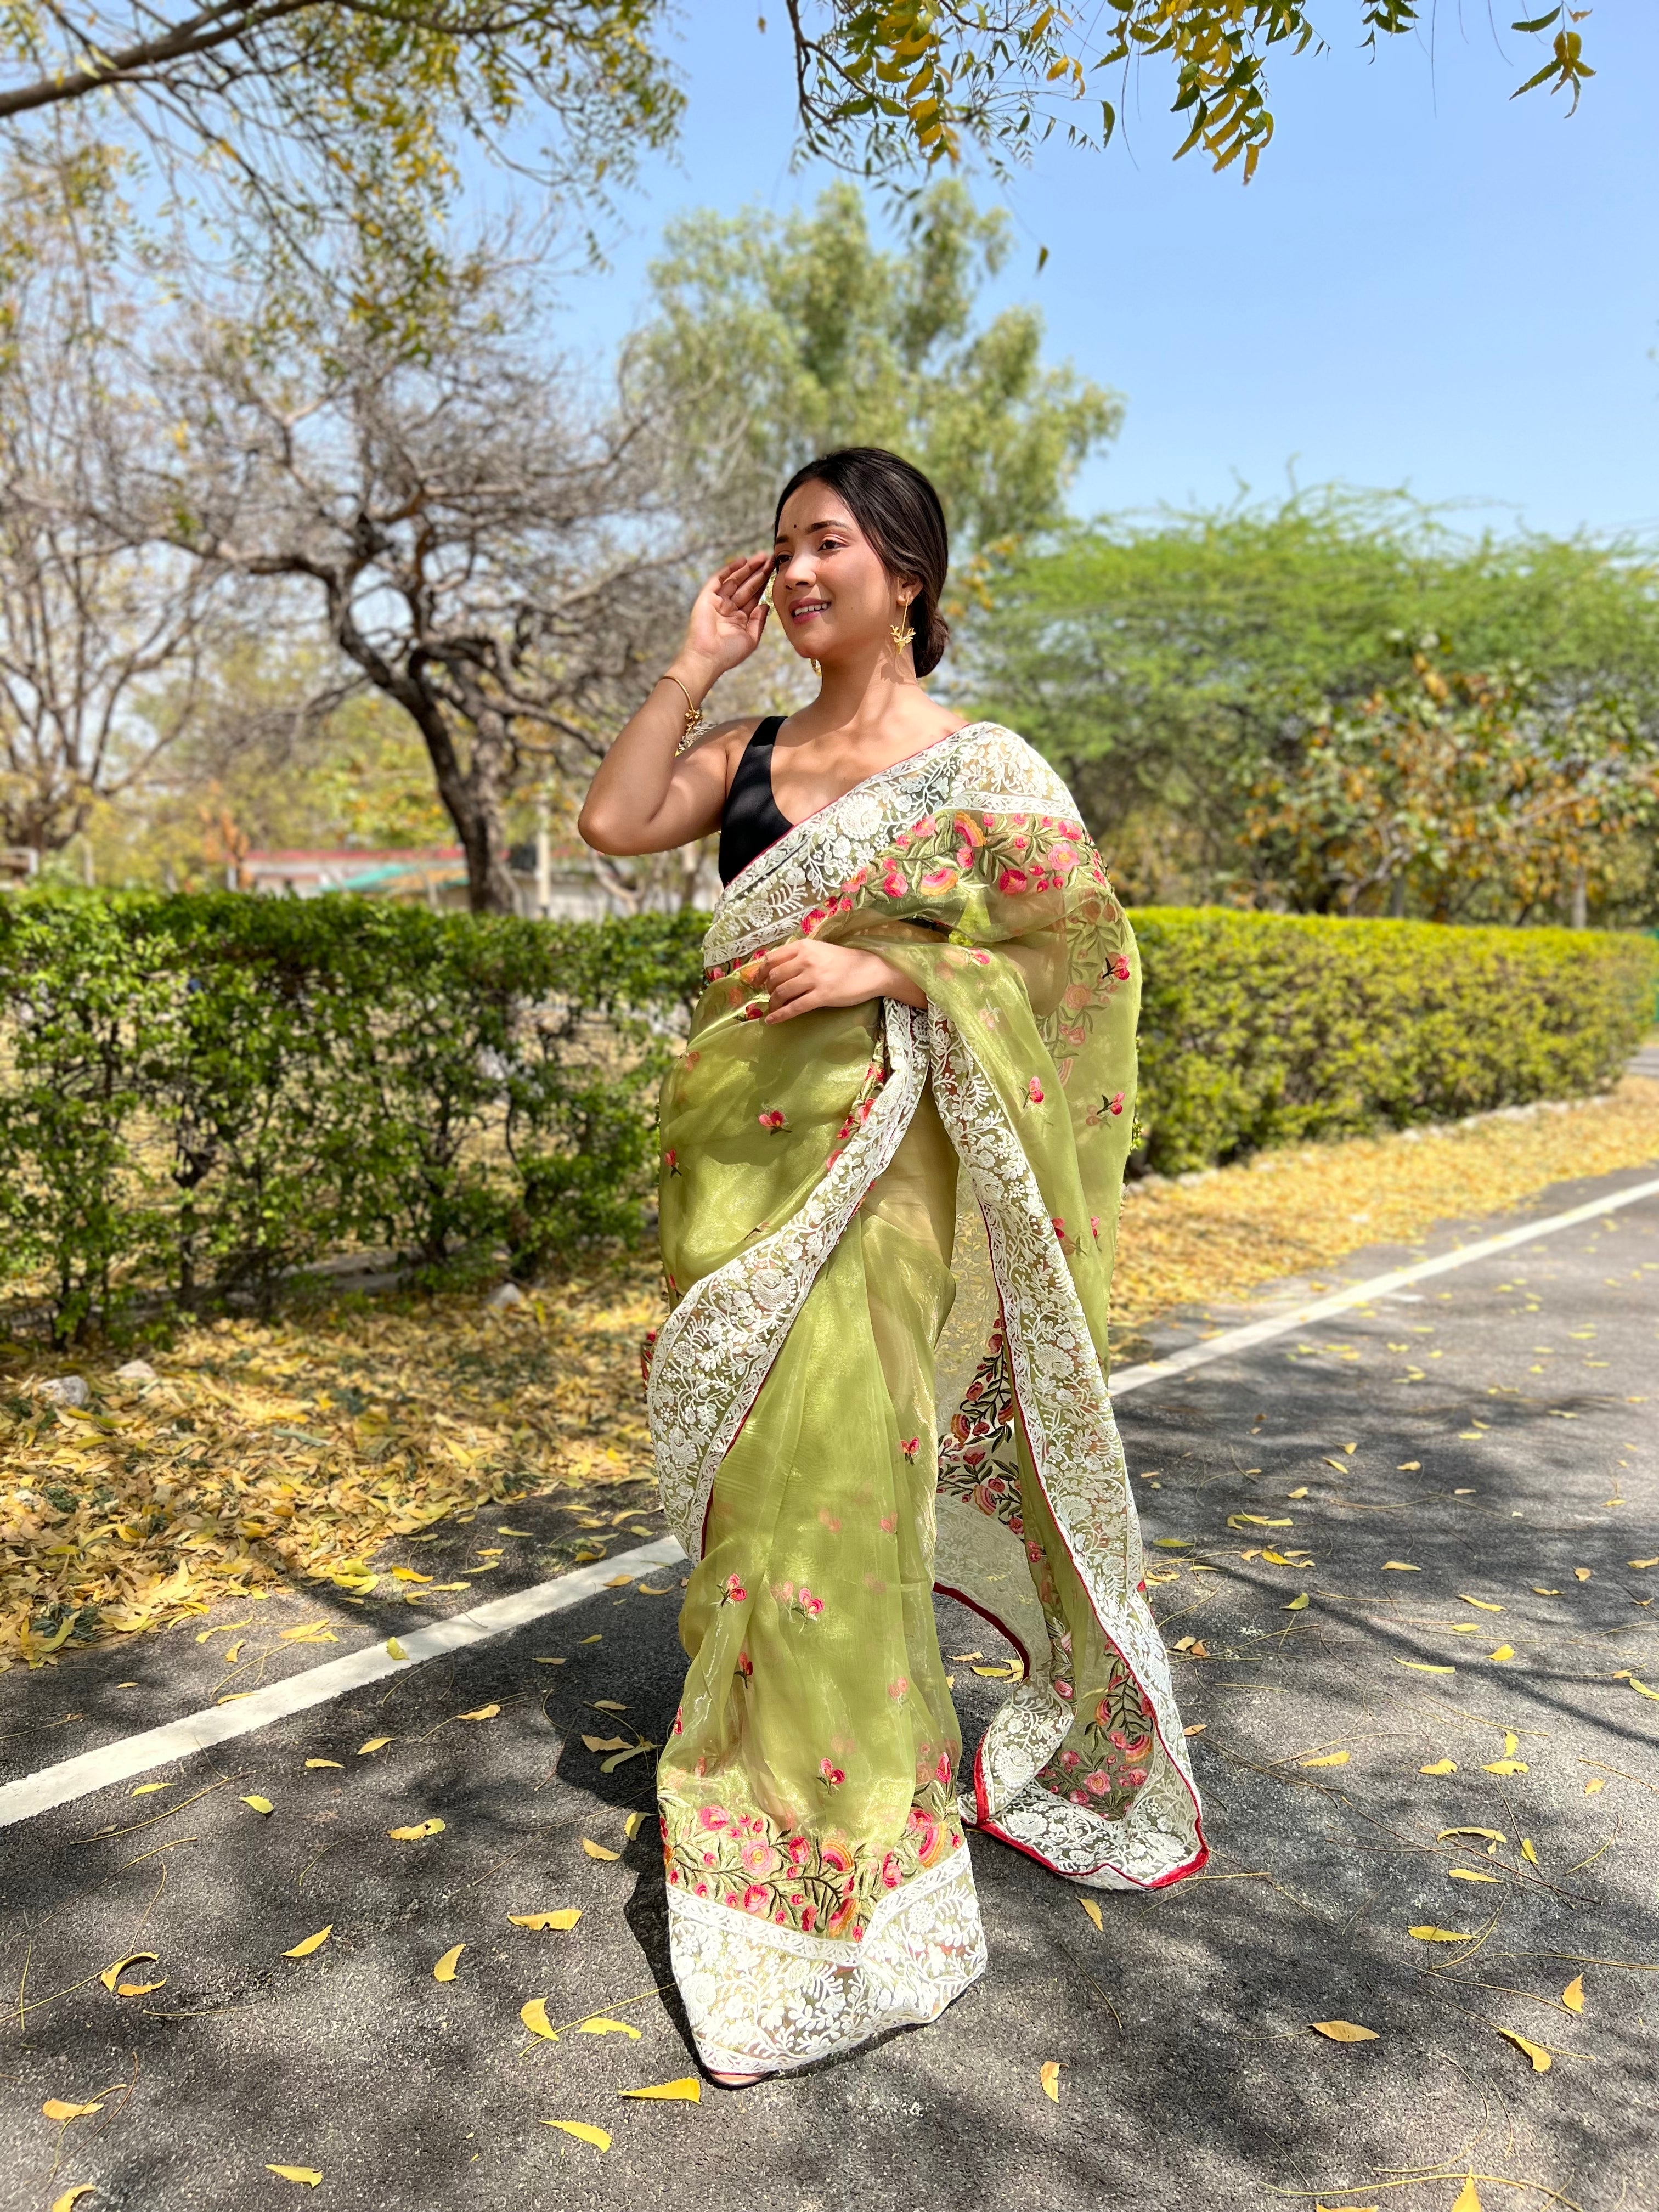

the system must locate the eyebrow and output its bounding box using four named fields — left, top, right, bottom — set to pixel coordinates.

left=774, top=518, right=847, bottom=541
